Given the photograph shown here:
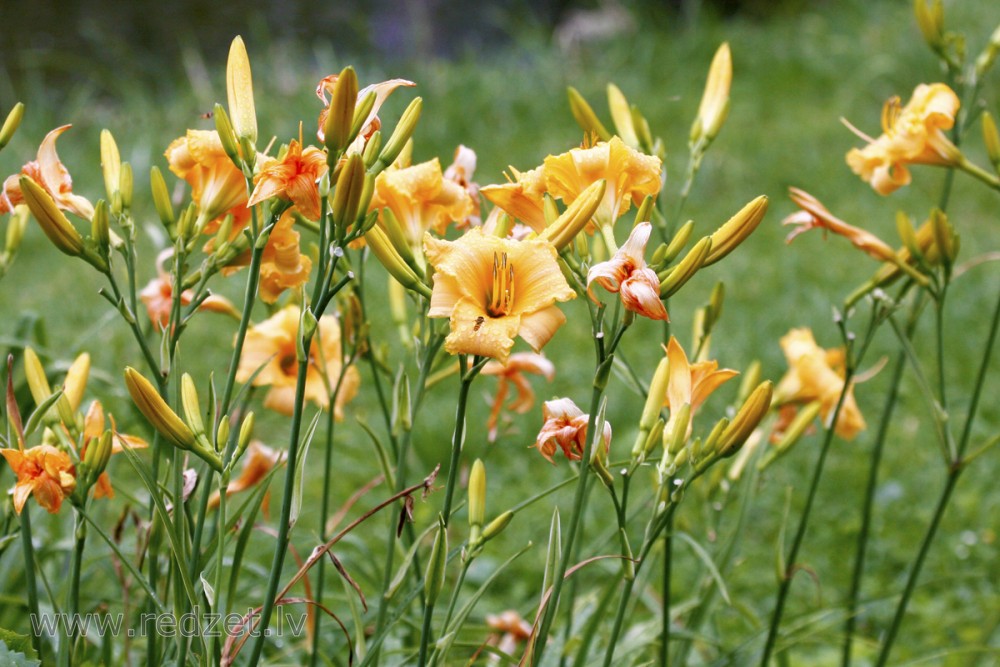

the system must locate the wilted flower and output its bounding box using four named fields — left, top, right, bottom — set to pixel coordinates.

left=533, top=397, right=611, bottom=463
left=236, top=305, right=360, bottom=416
left=140, top=249, right=240, bottom=328
left=0, top=125, right=94, bottom=220
left=846, top=83, right=961, bottom=195
left=775, top=328, right=865, bottom=440
left=372, top=158, right=475, bottom=245
left=165, top=129, right=249, bottom=230
left=482, top=352, right=555, bottom=442
left=587, top=221, right=668, bottom=320
left=209, top=441, right=285, bottom=509
left=1, top=444, right=76, bottom=514
left=544, top=136, right=661, bottom=226
left=783, top=188, right=897, bottom=262
left=424, top=228, right=575, bottom=363
left=248, top=139, right=328, bottom=220
left=480, top=165, right=548, bottom=233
